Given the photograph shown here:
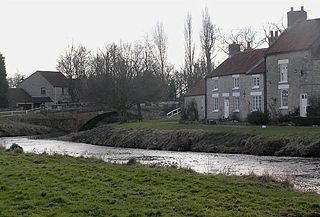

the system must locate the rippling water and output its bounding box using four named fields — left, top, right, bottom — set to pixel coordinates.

left=1, top=137, right=319, bottom=193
